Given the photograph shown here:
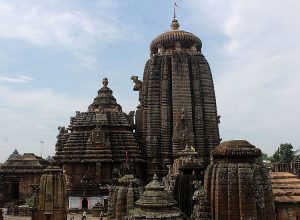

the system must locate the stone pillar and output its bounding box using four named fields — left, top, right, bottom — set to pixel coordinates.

left=126, top=183, right=134, bottom=216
